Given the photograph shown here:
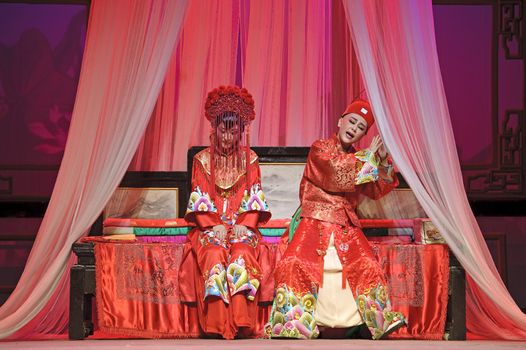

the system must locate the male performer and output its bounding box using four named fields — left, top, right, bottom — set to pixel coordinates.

left=268, top=99, right=405, bottom=340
